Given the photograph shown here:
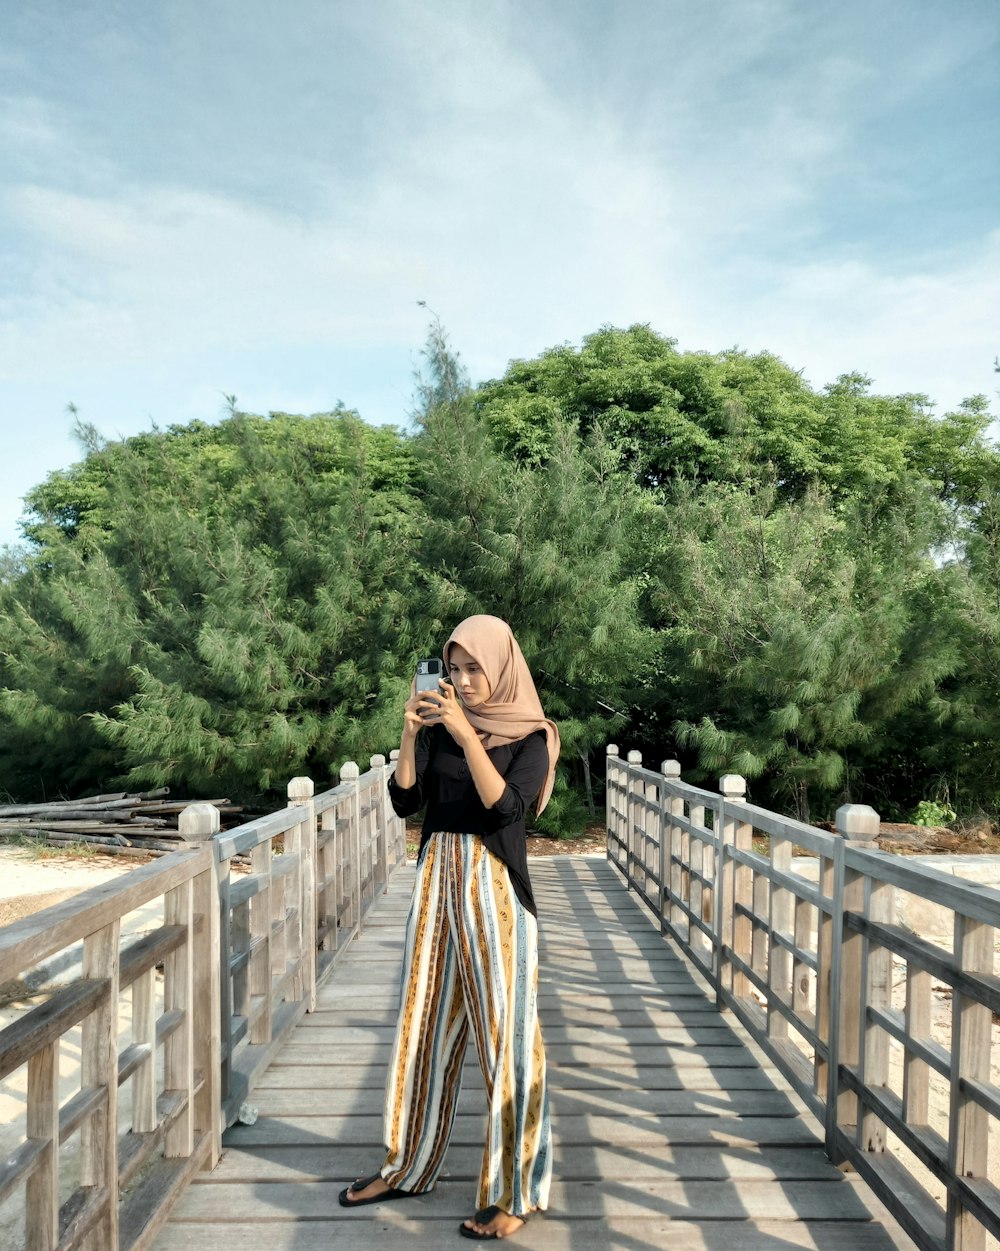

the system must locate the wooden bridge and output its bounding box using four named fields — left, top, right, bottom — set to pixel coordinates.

left=1, top=748, right=997, bottom=1251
